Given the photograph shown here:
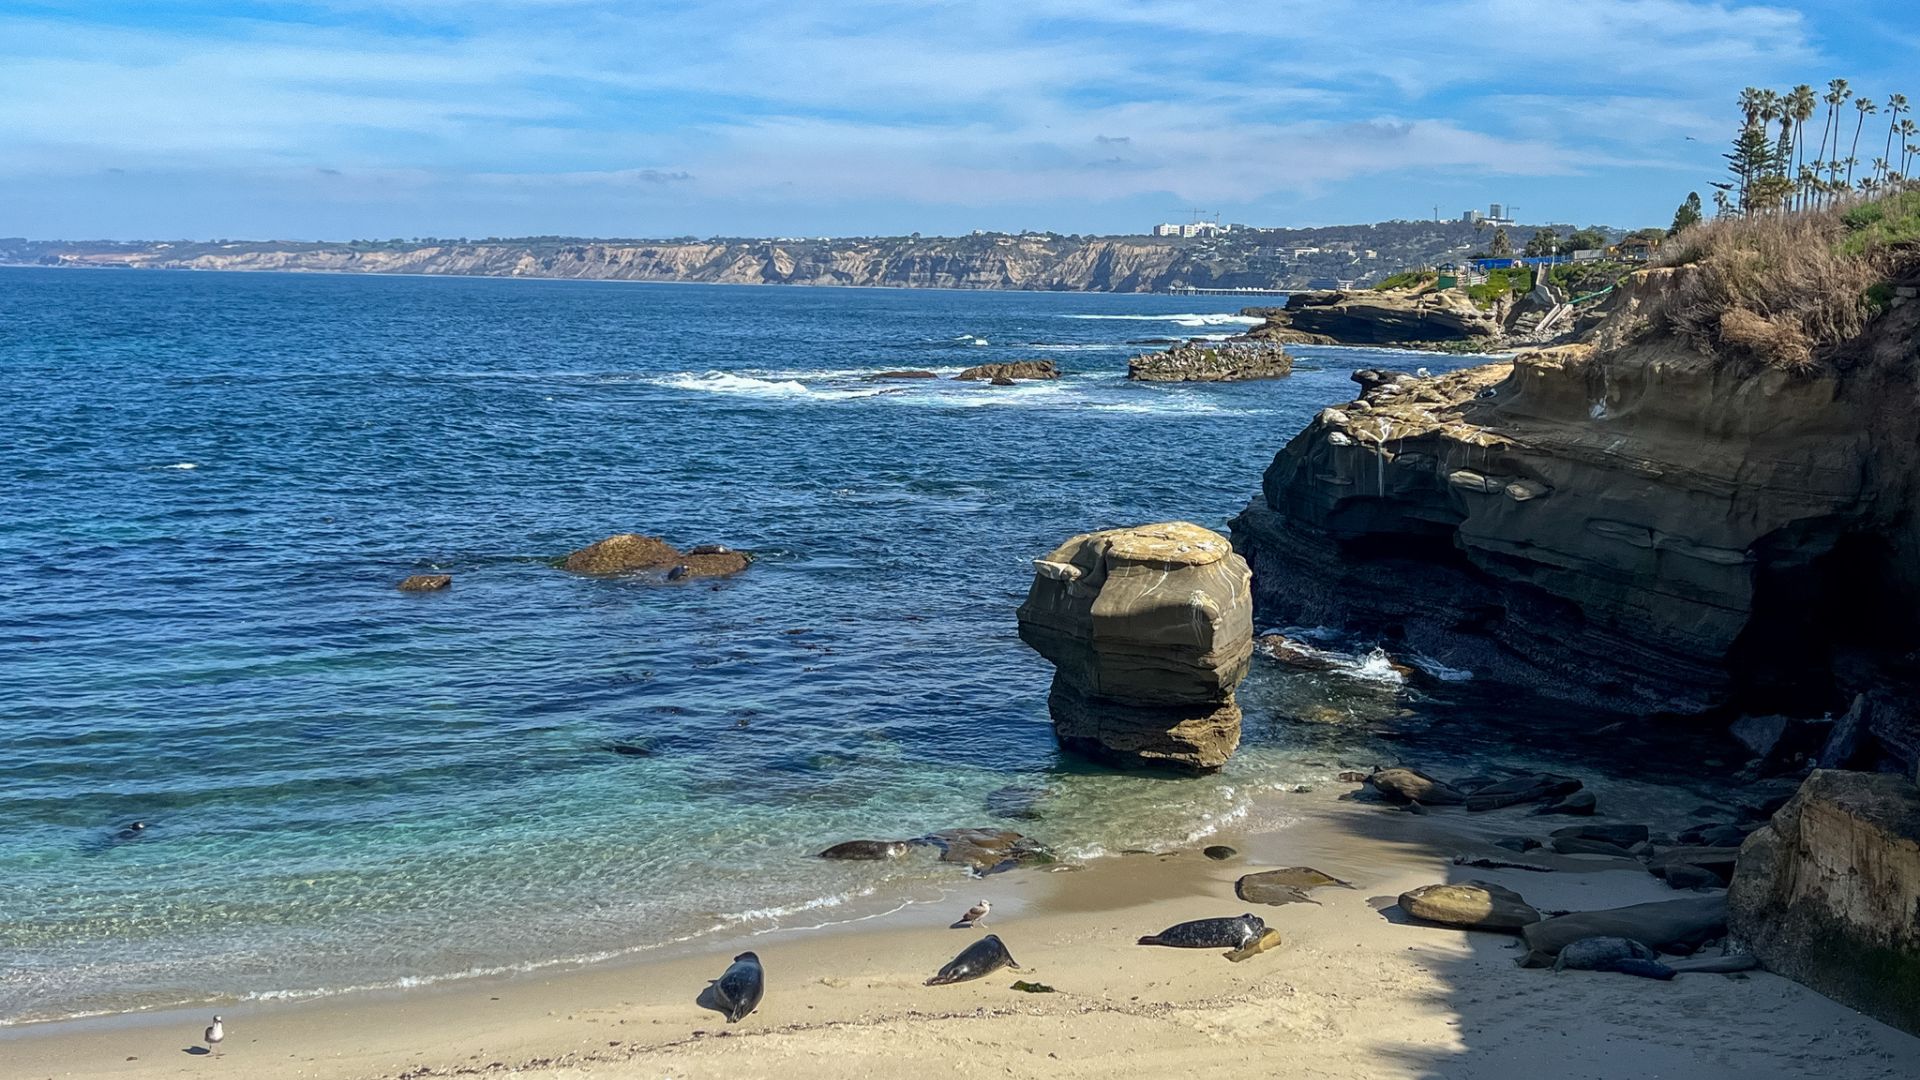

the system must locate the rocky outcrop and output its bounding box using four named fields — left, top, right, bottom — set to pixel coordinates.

left=1729, top=769, right=1920, bottom=1033
left=1398, top=881, right=1541, bottom=931
left=1016, top=523, right=1253, bottom=771
left=1279, top=288, right=1502, bottom=344
left=1229, top=278, right=1920, bottom=722
left=396, top=574, right=451, bottom=592
left=560, top=534, right=750, bottom=578
left=1127, top=340, right=1293, bottom=382
left=954, top=361, right=1060, bottom=382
